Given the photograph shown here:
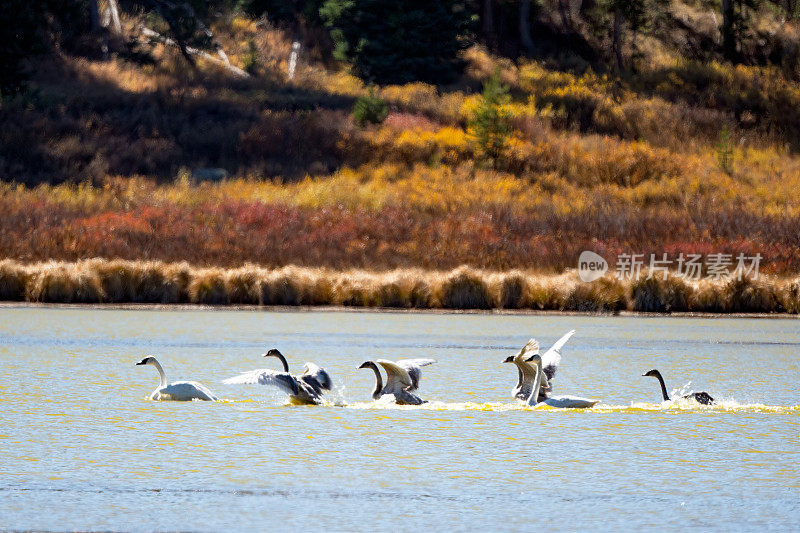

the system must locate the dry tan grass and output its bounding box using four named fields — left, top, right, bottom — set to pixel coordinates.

left=0, top=259, right=797, bottom=313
